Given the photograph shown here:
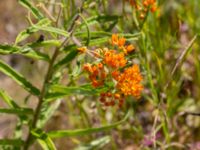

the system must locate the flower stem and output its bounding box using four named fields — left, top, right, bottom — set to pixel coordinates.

left=23, top=2, right=85, bottom=149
